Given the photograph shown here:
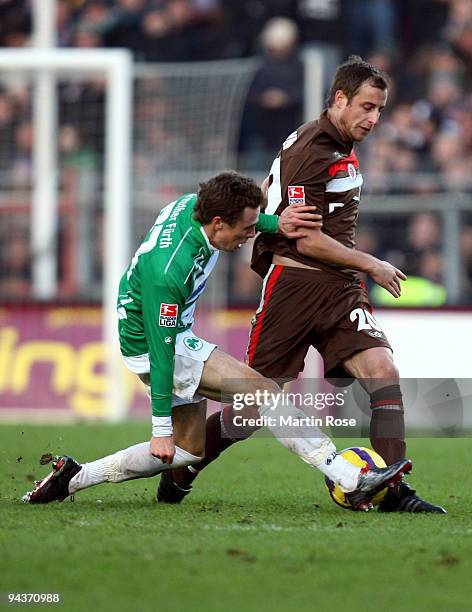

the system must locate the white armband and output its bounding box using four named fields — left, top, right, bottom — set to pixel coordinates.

left=152, top=416, right=173, bottom=437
